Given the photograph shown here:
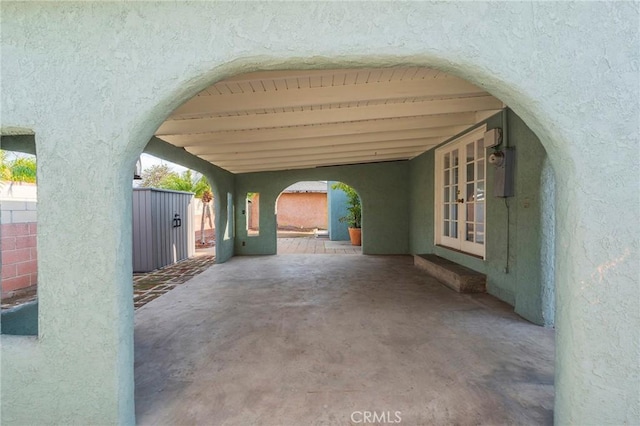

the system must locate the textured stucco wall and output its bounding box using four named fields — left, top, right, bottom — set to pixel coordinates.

left=540, top=157, right=556, bottom=327
left=511, top=111, right=551, bottom=325
left=1, top=2, right=638, bottom=425
left=235, top=162, right=410, bottom=255
left=409, top=149, right=436, bottom=256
